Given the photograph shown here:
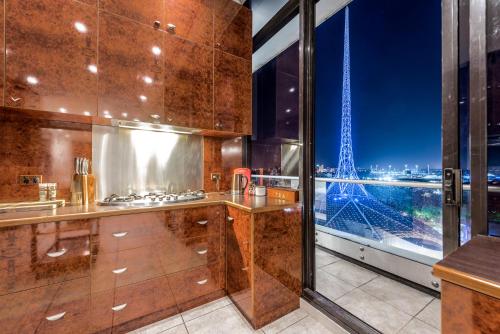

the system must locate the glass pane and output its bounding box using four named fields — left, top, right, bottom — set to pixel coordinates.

left=487, top=0, right=500, bottom=237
